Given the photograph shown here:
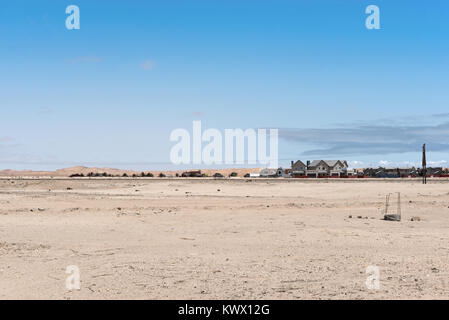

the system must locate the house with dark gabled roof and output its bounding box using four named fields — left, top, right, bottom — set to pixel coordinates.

left=290, top=160, right=307, bottom=176
left=307, top=160, right=348, bottom=177
left=291, top=160, right=348, bottom=177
